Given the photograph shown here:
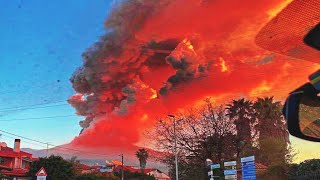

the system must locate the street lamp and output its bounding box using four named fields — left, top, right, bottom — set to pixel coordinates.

left=168, top=114, right=179, bottom=180
left=206, top=159, right=213, bottom=166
